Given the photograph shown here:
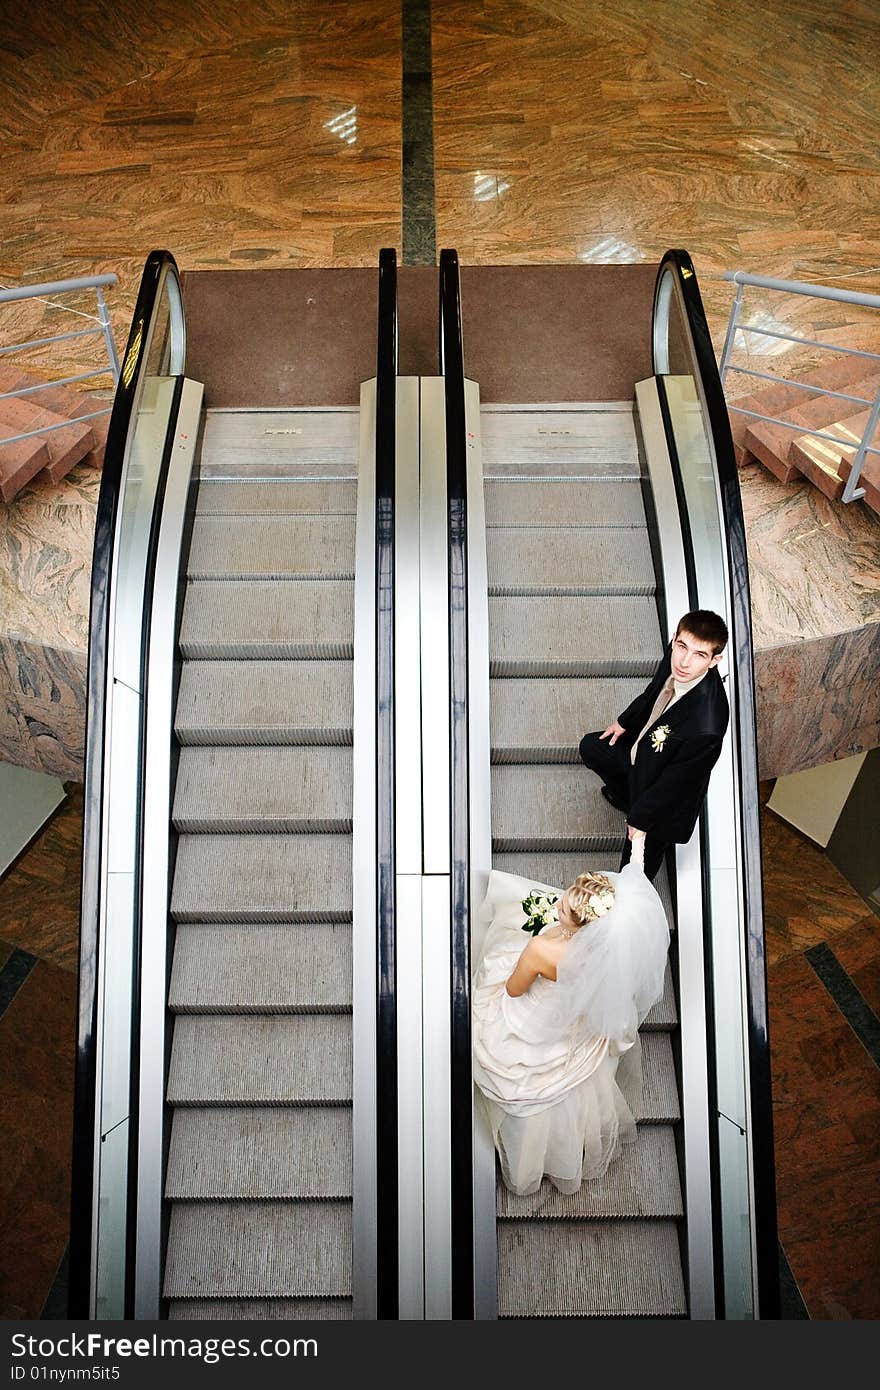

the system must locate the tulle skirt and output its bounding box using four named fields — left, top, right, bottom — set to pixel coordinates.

left=477, top=1051, right=639, bottom=1196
